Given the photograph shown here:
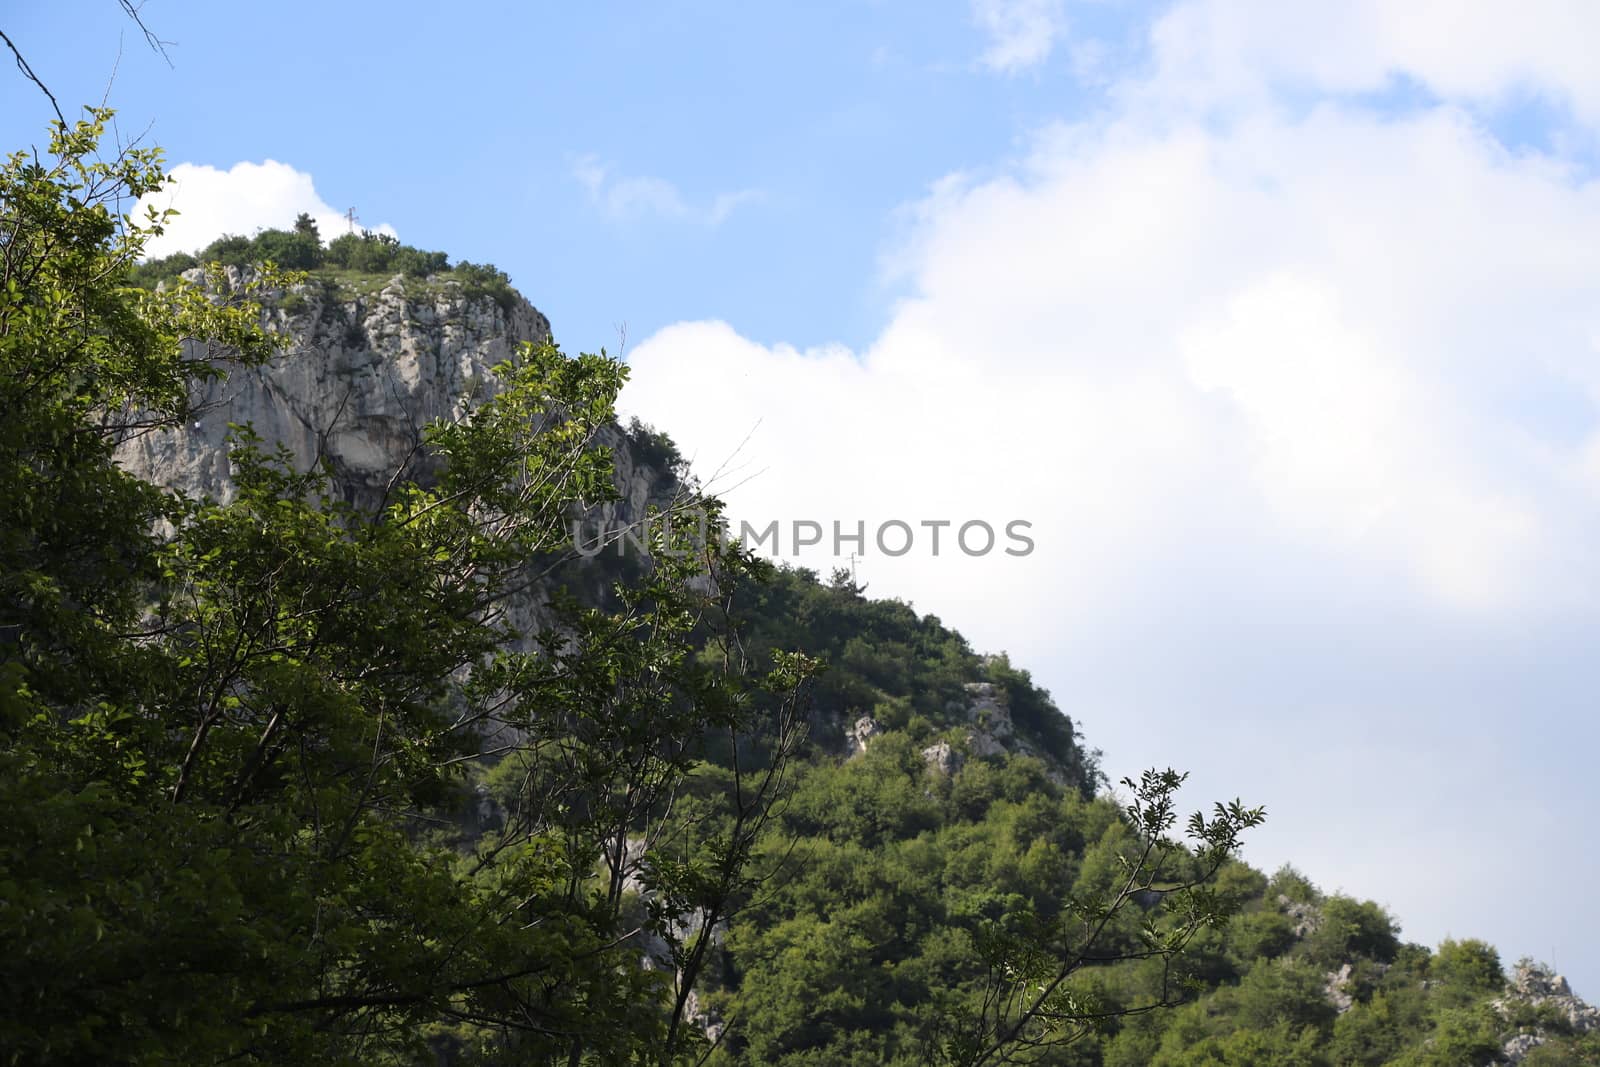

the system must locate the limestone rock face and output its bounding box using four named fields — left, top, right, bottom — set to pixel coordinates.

left=683, top=988, right=725, bottom=1047
left=921, top=739, right=961, bottom=776
left=1506, top=960, right=1586, bottom=1013
left=1501, top=1032, right=1544, bottom=1063
left=117, top=267, right=555, bottom=511
left=114, top=268, right=679, bottom=647
left=954, top=680, right=1083, bottom=787
left=1503, top=959, right=1598, bottom=1032
left=963, top=682, right=1012, bottom=739
left=961, top=681, right=1011, bottom=759
left=1495, top=958, right=1600, bottom=1062
left=1323, top=962, right=1356, bottom=1014
left=1278, top=894, right=1322, bottom=939
left=846, top=714, right=882, bottom=758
